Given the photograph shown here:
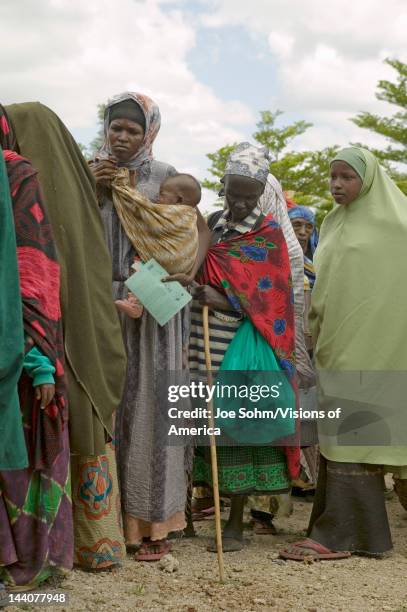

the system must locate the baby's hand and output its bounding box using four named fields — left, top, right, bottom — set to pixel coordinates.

left=127, top=292, right=140, bottom=305
left=115, top=295, right=144, bottom=319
